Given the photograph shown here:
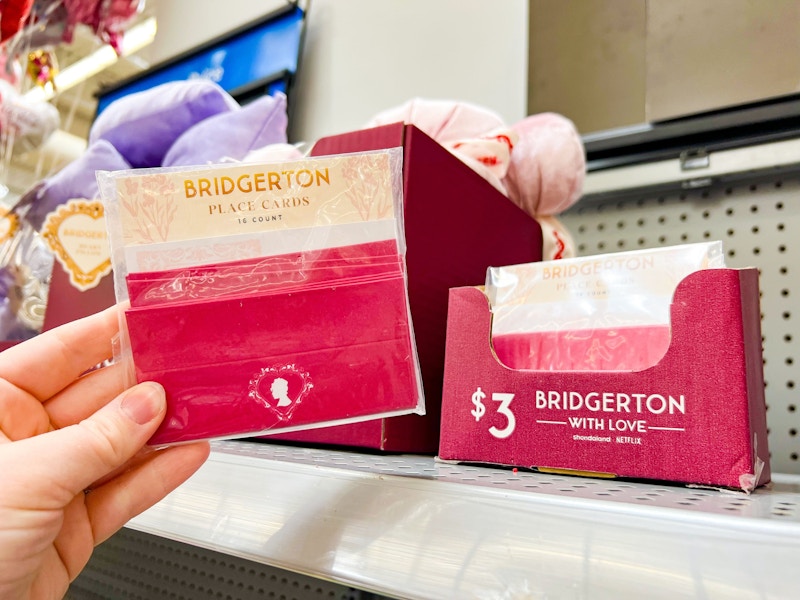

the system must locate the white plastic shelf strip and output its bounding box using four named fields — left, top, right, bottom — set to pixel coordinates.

left=560, top=172, right=800, bottom=474
left=129, top=440, right=800, bottom=600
